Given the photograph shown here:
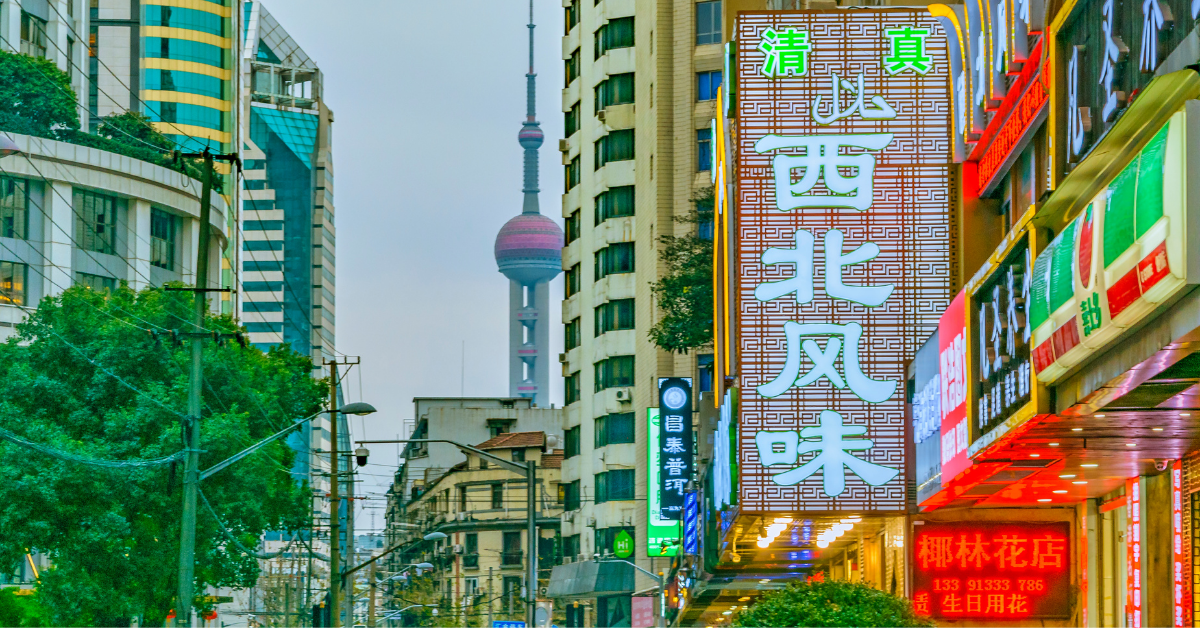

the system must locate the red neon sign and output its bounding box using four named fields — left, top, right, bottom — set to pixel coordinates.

left=1128, top=478, right=1142, bottom=628
left=970, top=40, right=1046, bottom=194
left=1173, top=461, right=1186, bottom=628
left=911, top=522, right=1071, bottom=620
